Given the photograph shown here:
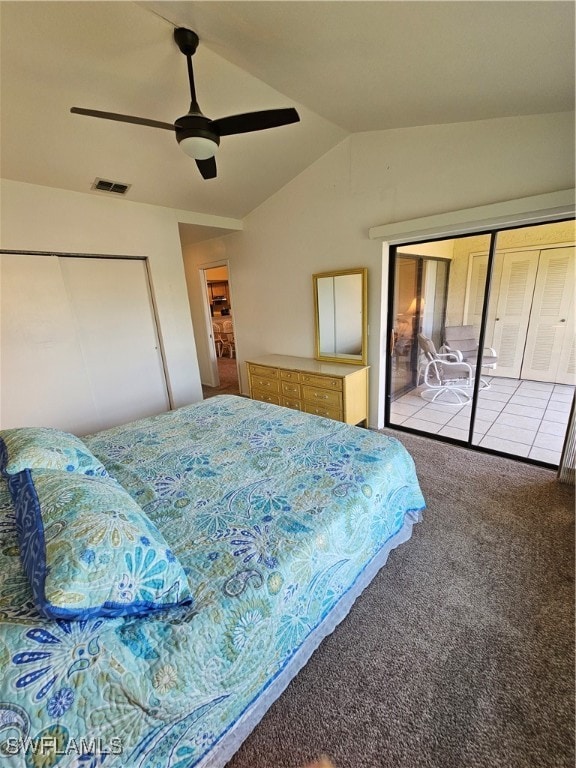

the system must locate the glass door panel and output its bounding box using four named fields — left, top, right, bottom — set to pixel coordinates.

left=472, top=227, right=576, bottom=461
left=388, top=235, right=491, bottom=441
left=387, top=221, right=575, bottom=466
